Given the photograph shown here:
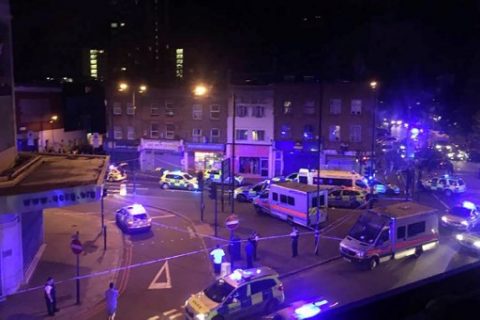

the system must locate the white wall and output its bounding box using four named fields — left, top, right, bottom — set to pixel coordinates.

left=0, top=213, right=23, bottom=295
